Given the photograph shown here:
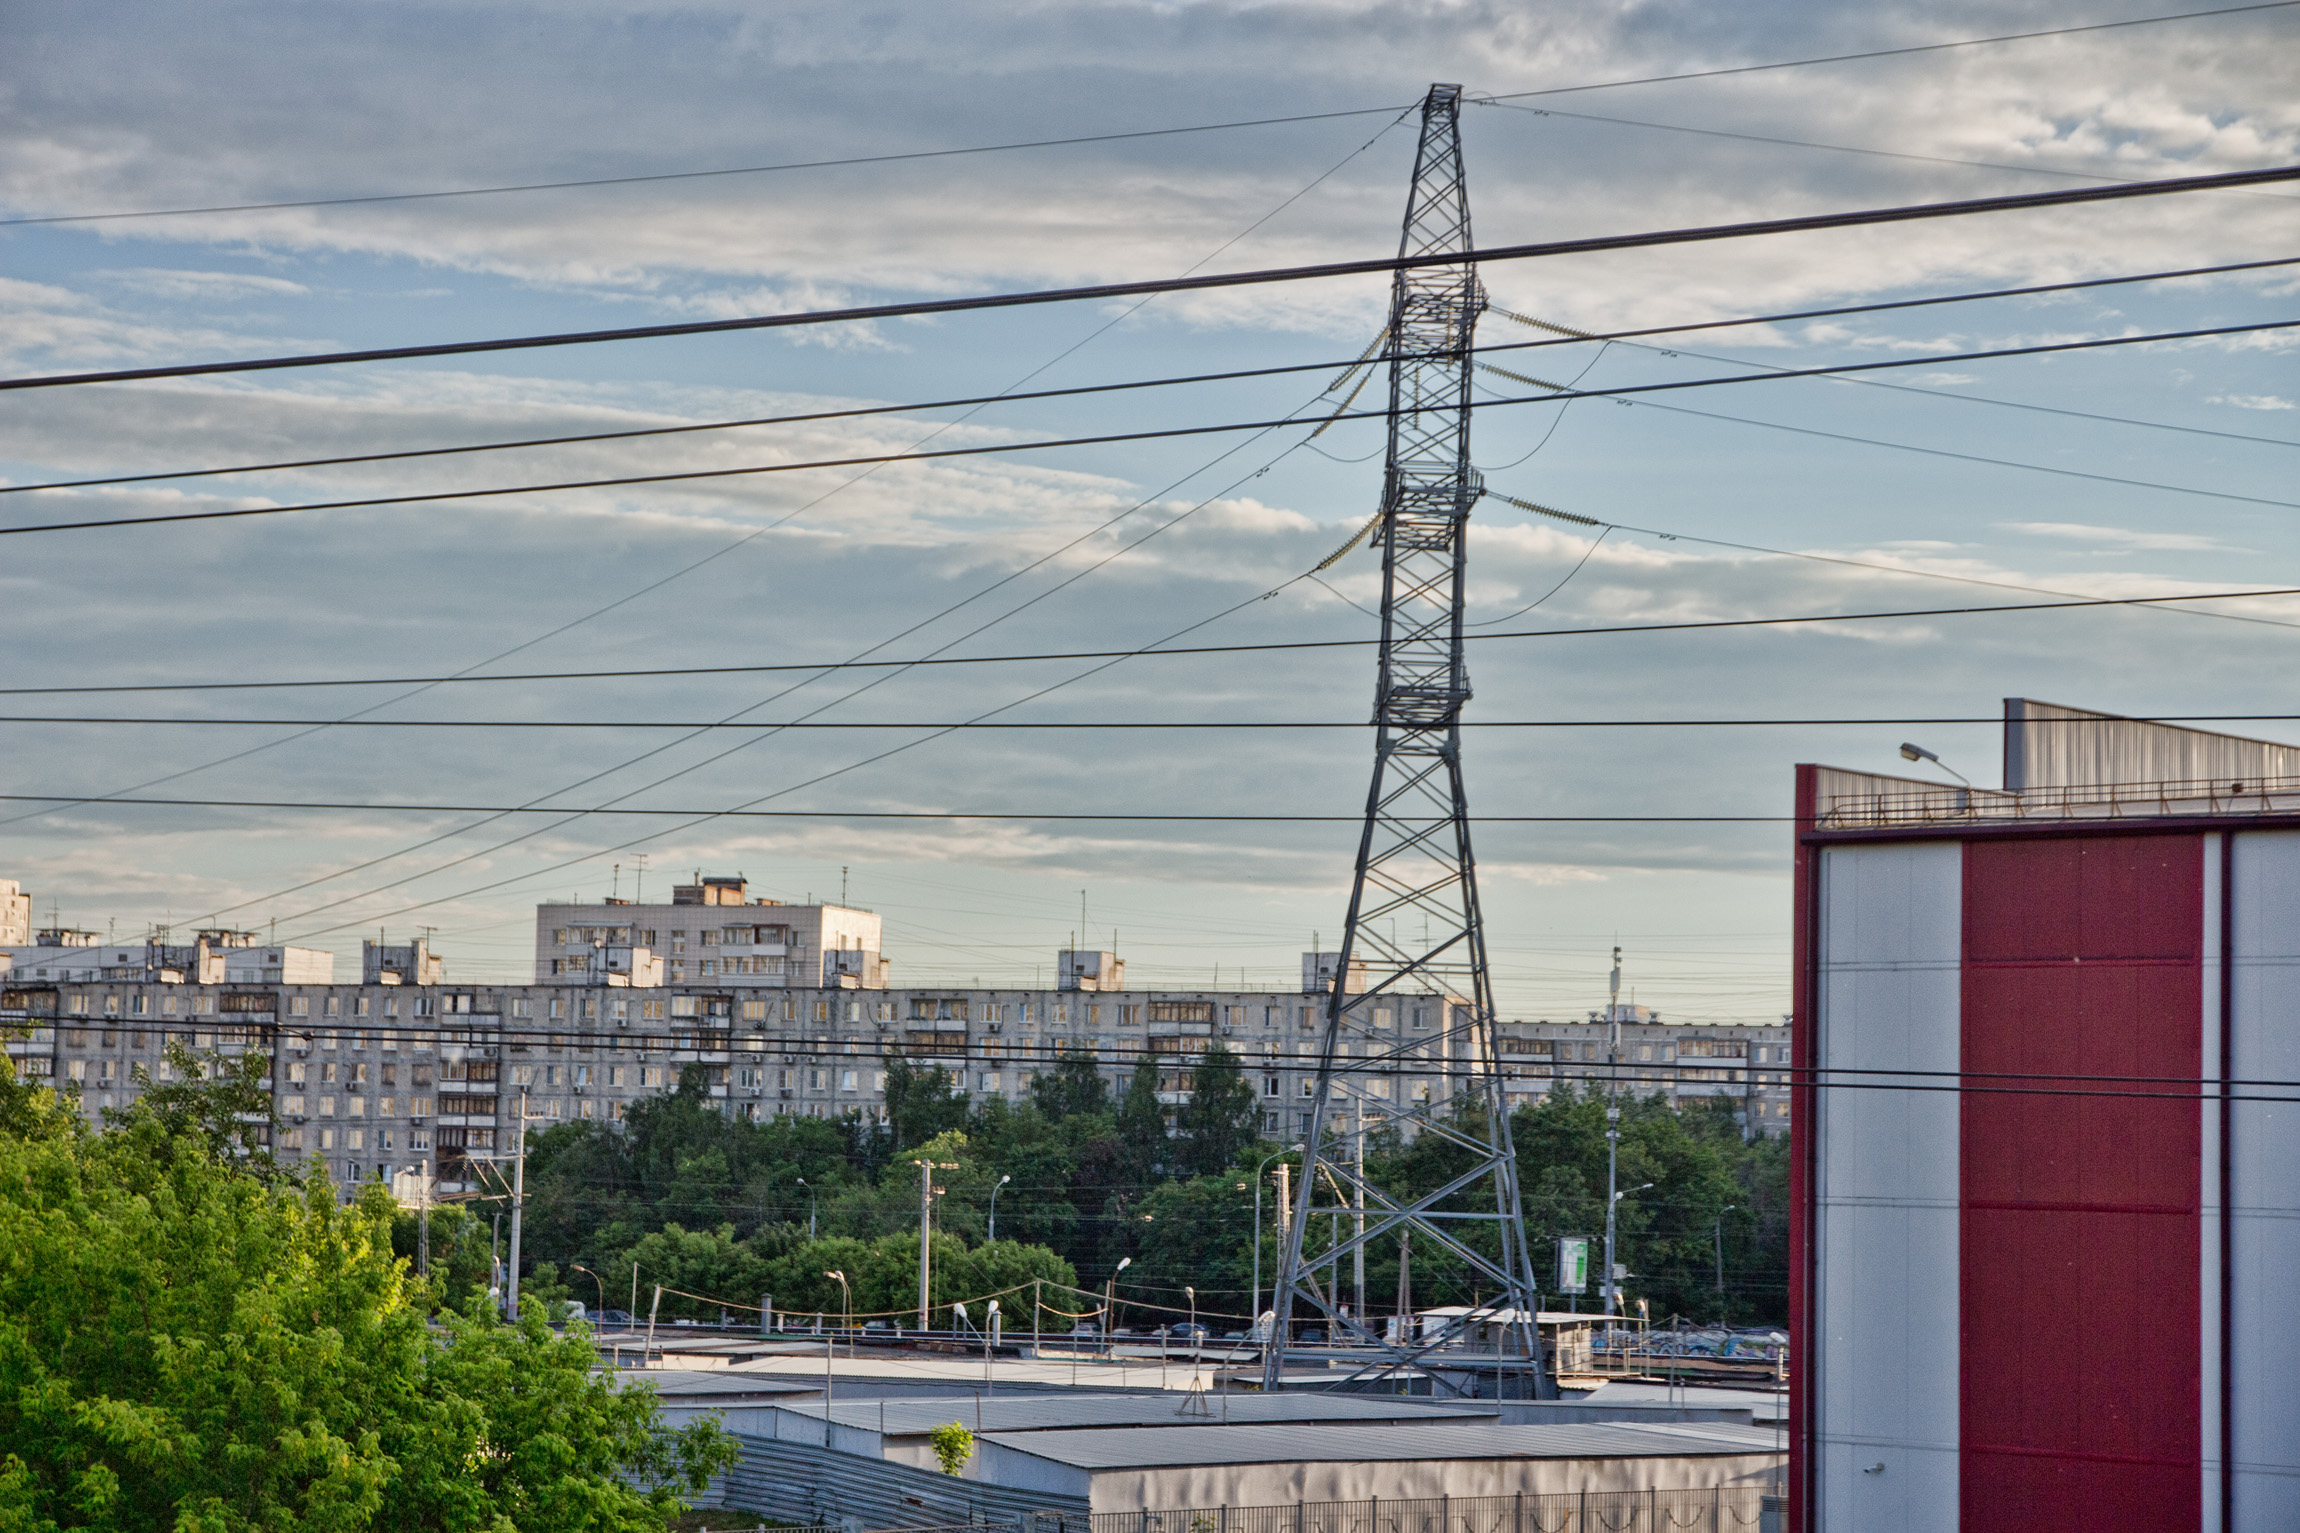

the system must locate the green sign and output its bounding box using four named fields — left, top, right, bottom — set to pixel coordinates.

left=1556, top=1237, right=1589, bottom=1294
